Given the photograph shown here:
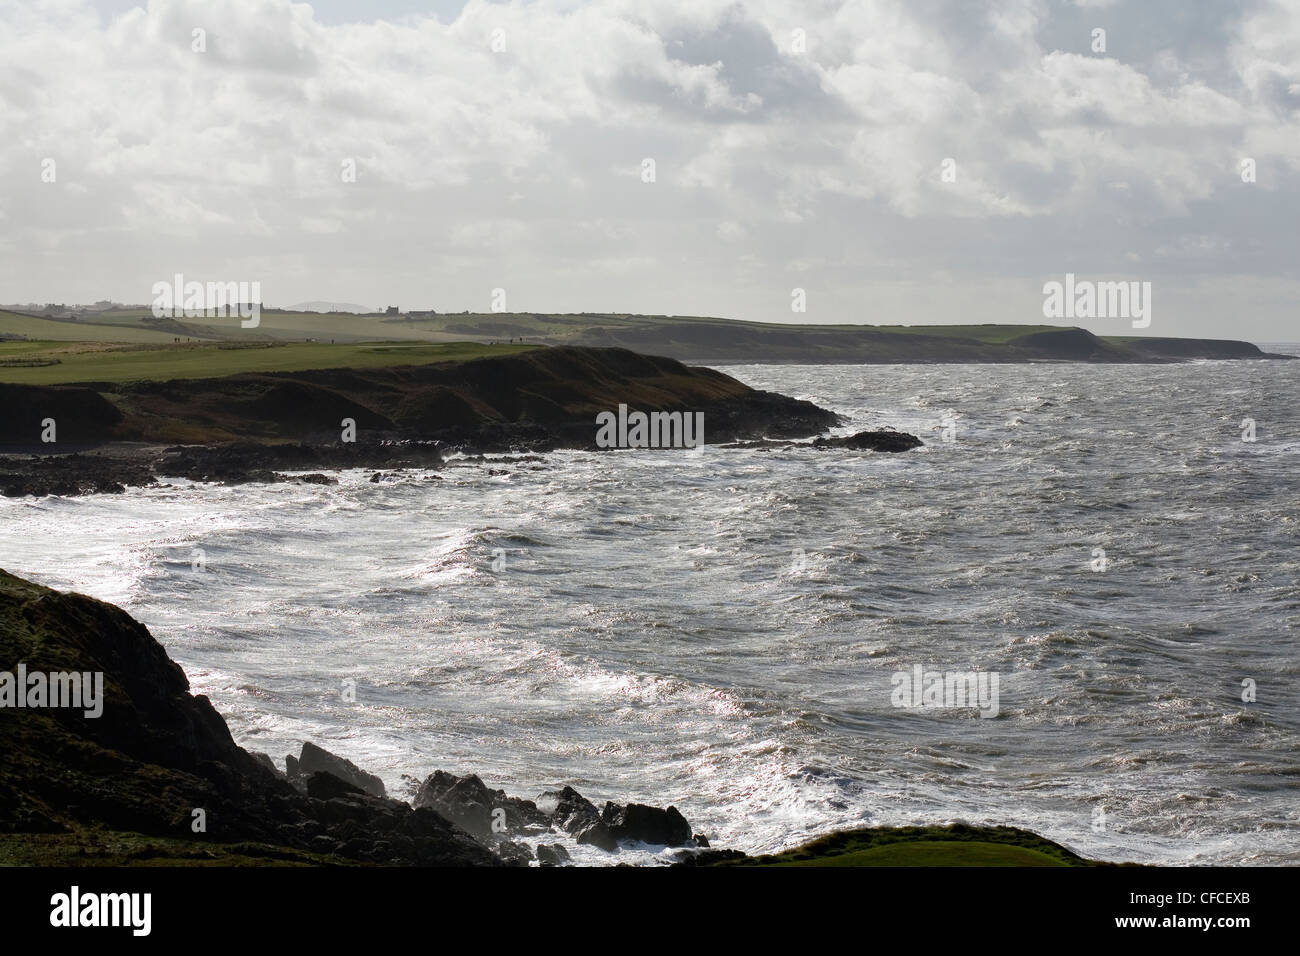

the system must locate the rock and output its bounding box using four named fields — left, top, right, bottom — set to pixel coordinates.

left=413, top=771, right=550, bottom=844
left=305, top=771, right=366, bottom=800
left=496, top=841, right=535, bottom=866
left=273, top=472, right=338, bottom=485
left=694, top=834, right=710, bottom=847
left=536, top=786, right=617, bottom=851
left=600, top=801, right=693, bottom=846
left=297, top=742, right=386, bottom=798
left=536, top=843, right=572, bottom=866
left=812, top=429, right=923, bottom=452
left=250, top=751, right=284, bottom=778
left=0, top=568, right=499, bottom=867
